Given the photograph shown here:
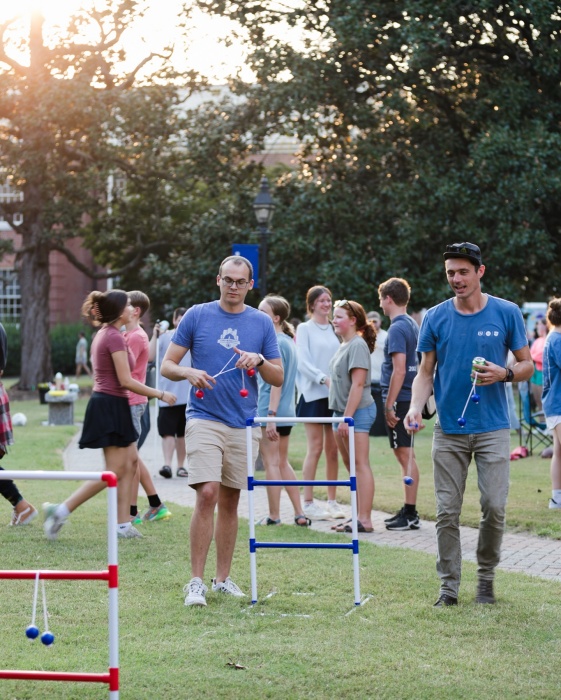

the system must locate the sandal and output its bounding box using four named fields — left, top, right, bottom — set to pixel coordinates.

left=331, top=518, right=351, bottom=531
left=256, top=516, right=281, bottom=526
left=333, top=520, right=374, bottom=534
left=176, top=467, right=189, bottom=478
left=294, top=514, right=311, bottom=527
left=159, top=465, right=172, bottom=479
